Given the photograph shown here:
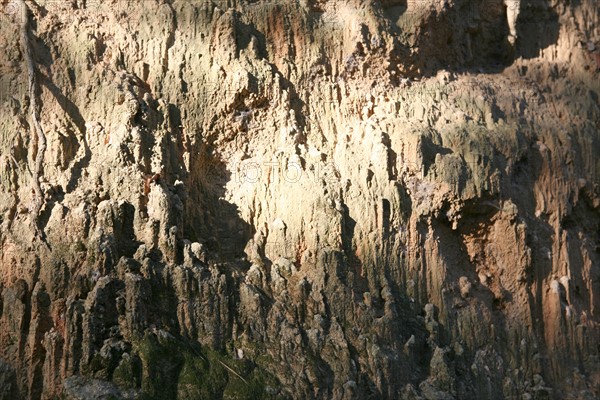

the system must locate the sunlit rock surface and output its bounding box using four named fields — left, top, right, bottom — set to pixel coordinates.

left=0, top=0, right=599, bottom=398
